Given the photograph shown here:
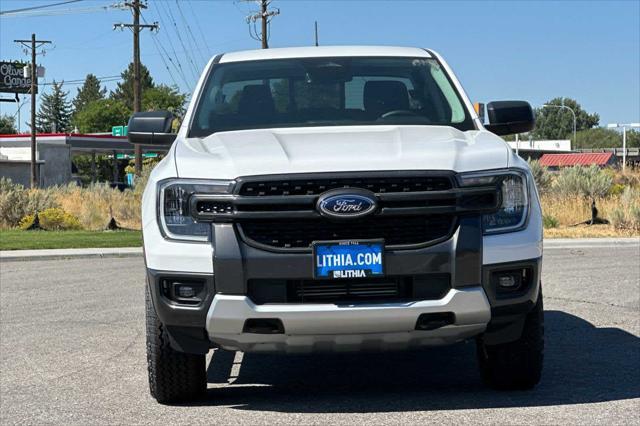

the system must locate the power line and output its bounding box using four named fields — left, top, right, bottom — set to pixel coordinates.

left=160, top=1, right=200, bottom=79
left=187, top=0, right=211, bottom=57
left=1, top=2, right=125, bottom=18
left=0, top=0, right=83, bottom=15
left=156, top=0, right=199, bottom=81
left=41, top=76, right=122, bottom=86
left=174, top=0, right=207, bottom=68
left=152, top=0, right=193, bottom=91
left=140, top=12, right=184, bottom=91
